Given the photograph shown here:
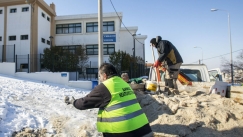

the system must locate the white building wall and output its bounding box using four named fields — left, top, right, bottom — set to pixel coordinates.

left=119, top=28, right=136, bottom=56
left=133, top=36, right=147, bottom=59
left=6, top=4, right=31, bottom=57
left=55, top=14, right=121, bottom=68
left=0, top=62, right=15, bottom=76
left=119, top=27, right=146, bottom=59
left=54, top=12, right=146, bottom=68
left=37, top=7, right=51, bottom=54
left=0, top=7, right=4, bottom=46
